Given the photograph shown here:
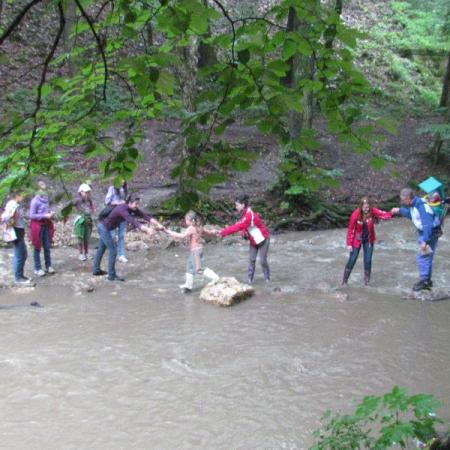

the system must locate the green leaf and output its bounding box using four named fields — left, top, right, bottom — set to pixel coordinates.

left=267, top=60, right=290, bottom=77
left=282, top=40, right=297, bottom=60
left=238, top=49, right=250, bottom=64
left=156, top=71, right=176, bottom=95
